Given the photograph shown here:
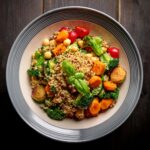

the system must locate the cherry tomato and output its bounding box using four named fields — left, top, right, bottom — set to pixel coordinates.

left=69, top=31, right=78, bottom=43
left=108, top=47, right=119, bottom=58
left=59, top=26, right=69, bottom=31
left=85, top=46, right=93, bottom=52
left=75, top=26, right=89, bottom=38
